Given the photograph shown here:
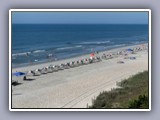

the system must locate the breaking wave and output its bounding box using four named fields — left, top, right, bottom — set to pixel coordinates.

left=56, top=45, right=83, bottom=51
left=80, top=40, right=111, bottom=45
left=12, top=52, right=31, bottom=57
left=32, top=50, right=46, bottom=53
